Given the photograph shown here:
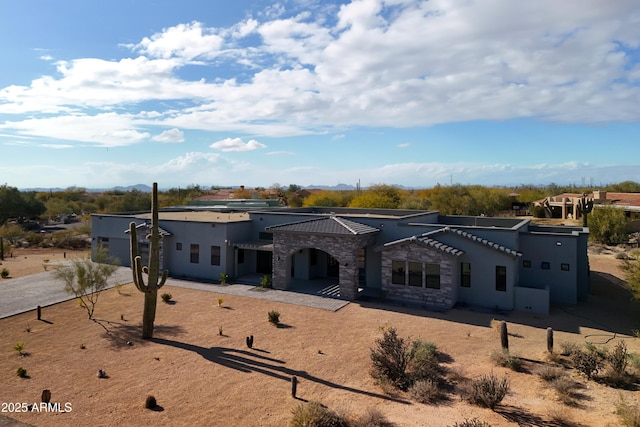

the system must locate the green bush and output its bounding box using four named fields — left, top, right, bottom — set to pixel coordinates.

left=160, top=293, right=172, bottom=303
left=1, top=268, right=9, bottom=278
left=260, top=275, right=272, bottom=288
left=407, top=340, right=441, bottom=382
left=16, top=367, right=27, bottom=378
left=464, top=372, right=509, bottom=410
left=289, top=401, right=347, bottom=427
left=268, top=310, right=280, bottom=325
